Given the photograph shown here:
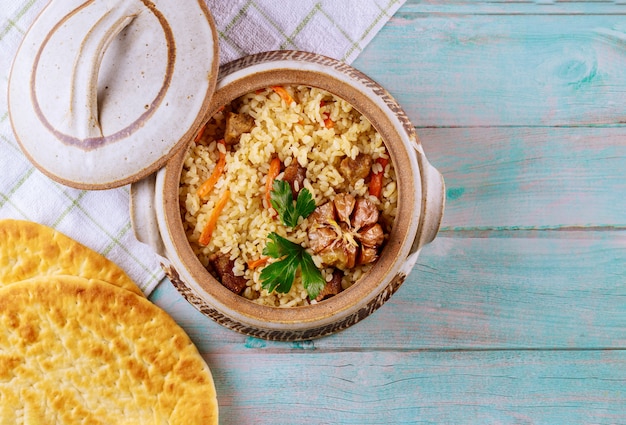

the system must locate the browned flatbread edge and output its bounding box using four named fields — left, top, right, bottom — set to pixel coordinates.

left=0, top=219, right=143, bottom=296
